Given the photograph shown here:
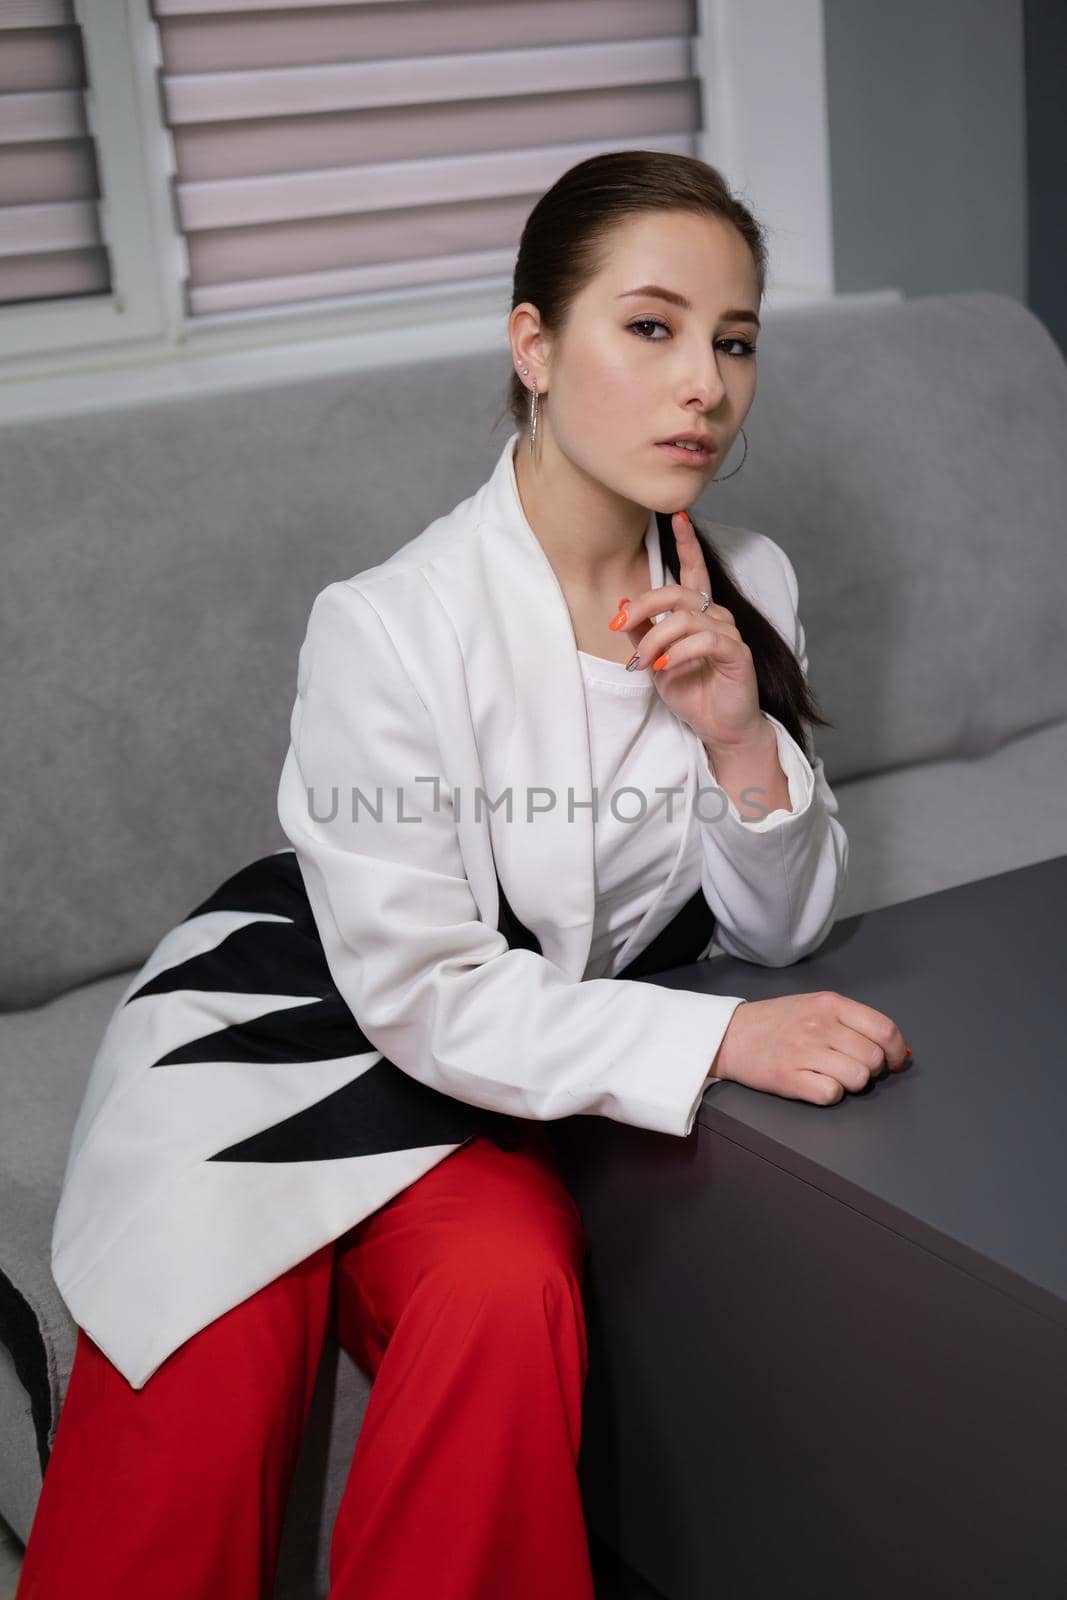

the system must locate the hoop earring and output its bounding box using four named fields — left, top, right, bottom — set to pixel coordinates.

left=710, top=424, right=747, bottom=483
